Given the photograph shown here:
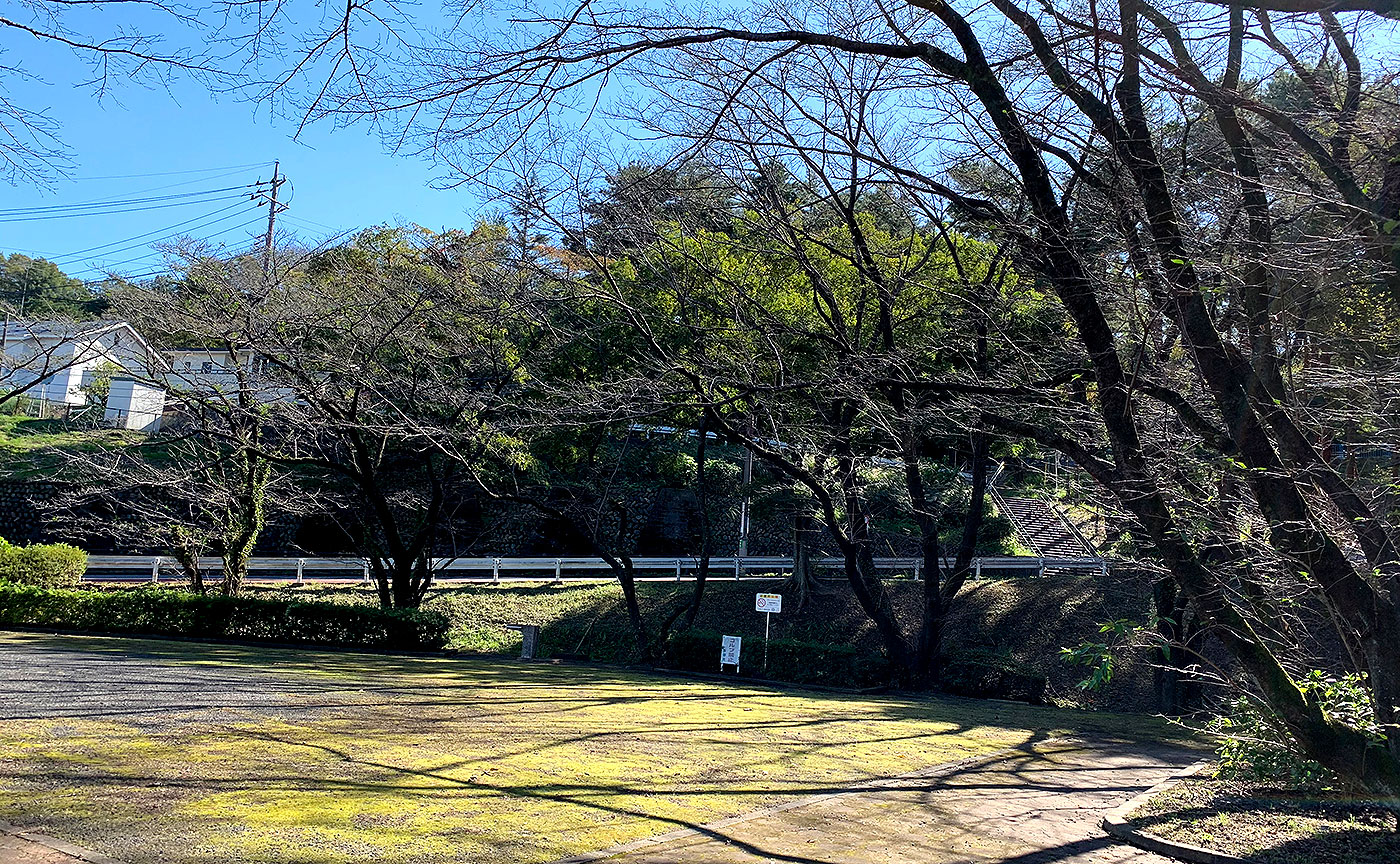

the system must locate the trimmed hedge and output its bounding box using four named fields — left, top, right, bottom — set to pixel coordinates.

left=666, top=628, right=892, bottom=688
left=940, top=648, right=1047, bottom=704
left=0, top=537, right=87, bottom=588
left=0, top=583, right=450, bottom=651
